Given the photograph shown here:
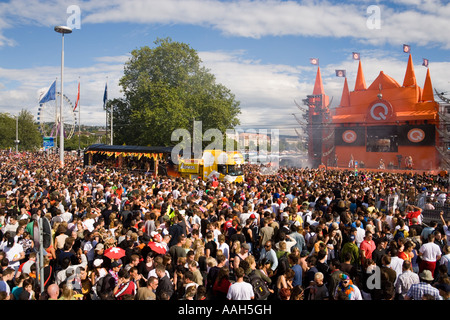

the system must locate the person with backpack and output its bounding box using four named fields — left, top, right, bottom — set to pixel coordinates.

left=244, top=257, right=272, bottom=300
left=393, top=219, right=409, bottom=242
